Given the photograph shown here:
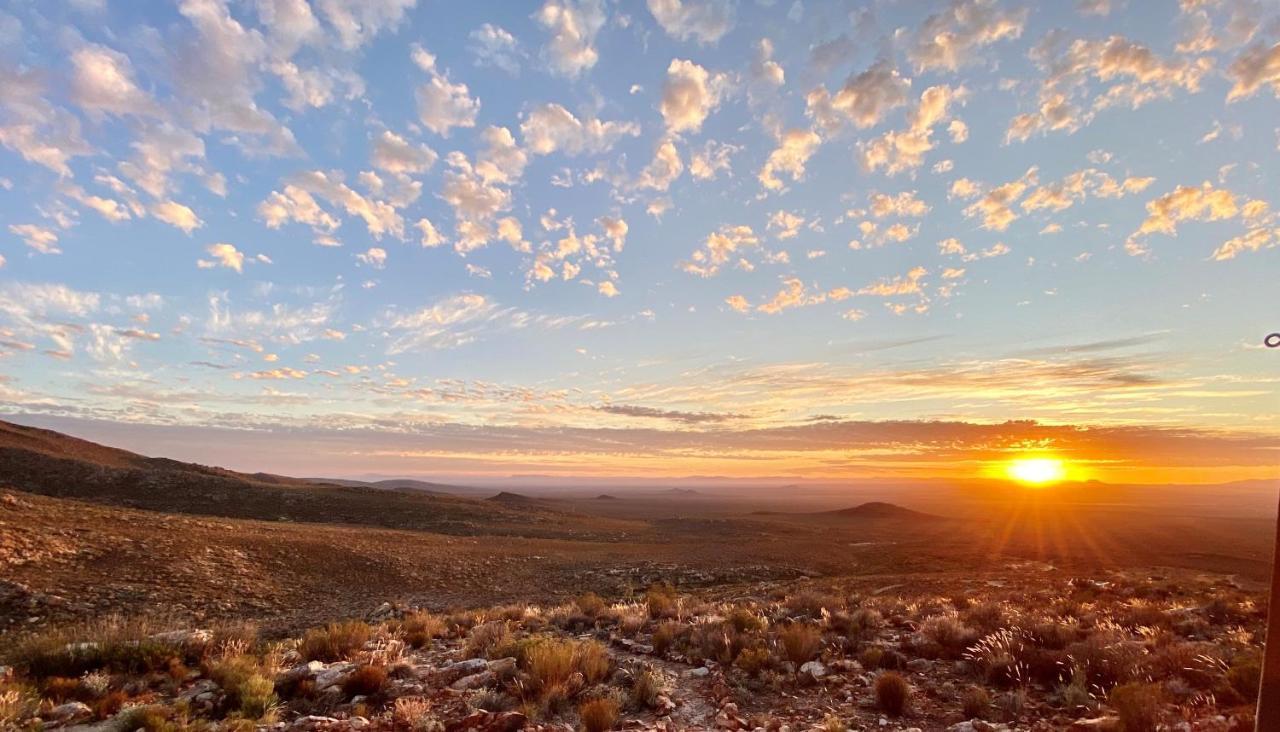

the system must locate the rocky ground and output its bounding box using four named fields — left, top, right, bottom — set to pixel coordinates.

left=0, top=570, right=1262, bottom=731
